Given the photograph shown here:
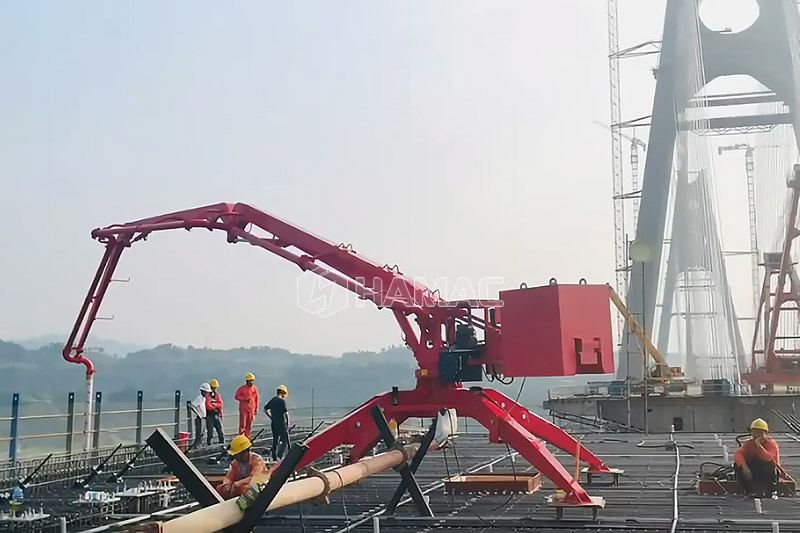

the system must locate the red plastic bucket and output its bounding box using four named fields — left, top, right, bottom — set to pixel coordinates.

left=177, top=431, right=190, bottom=452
